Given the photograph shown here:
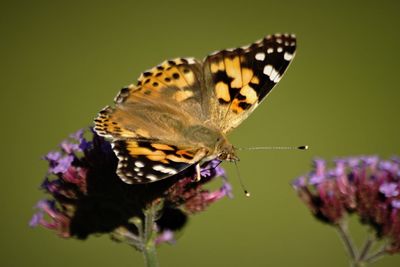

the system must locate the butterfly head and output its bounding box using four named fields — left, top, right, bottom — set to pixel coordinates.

left=216, top=138, right=238, bottom=162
